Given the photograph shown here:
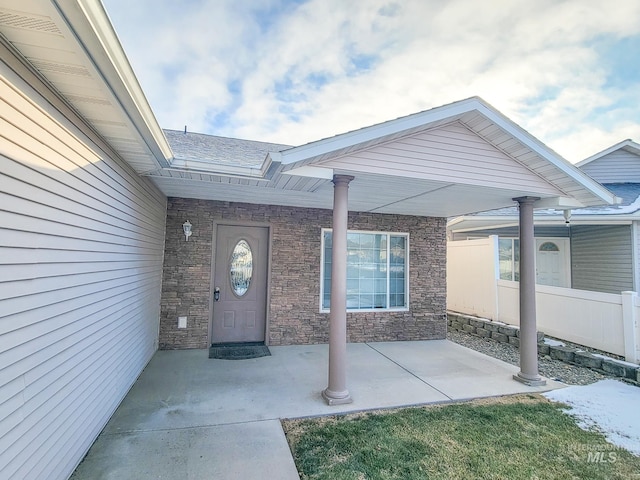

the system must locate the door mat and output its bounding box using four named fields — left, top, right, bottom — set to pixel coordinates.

left=209, top=342, right=271, bottom=360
